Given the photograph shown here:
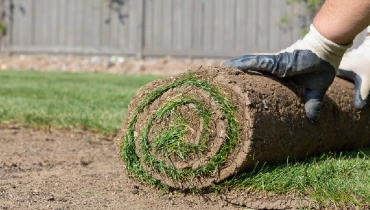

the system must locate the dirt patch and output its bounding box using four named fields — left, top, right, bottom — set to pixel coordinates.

left=0, top=124, right=305, bottom=209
